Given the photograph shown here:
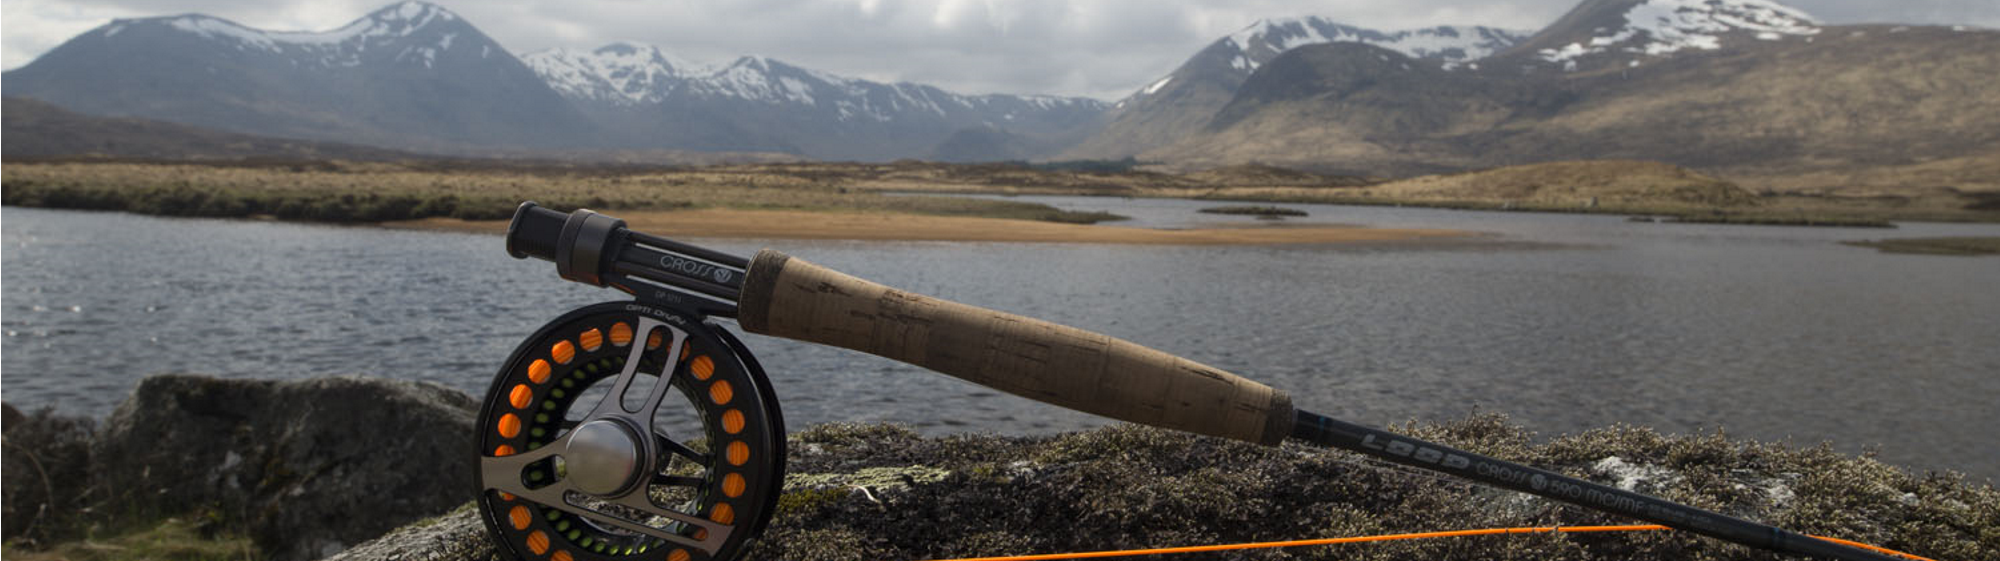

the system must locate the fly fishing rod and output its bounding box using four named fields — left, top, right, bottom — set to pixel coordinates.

left=476, top=202, right=1908, bottom=561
